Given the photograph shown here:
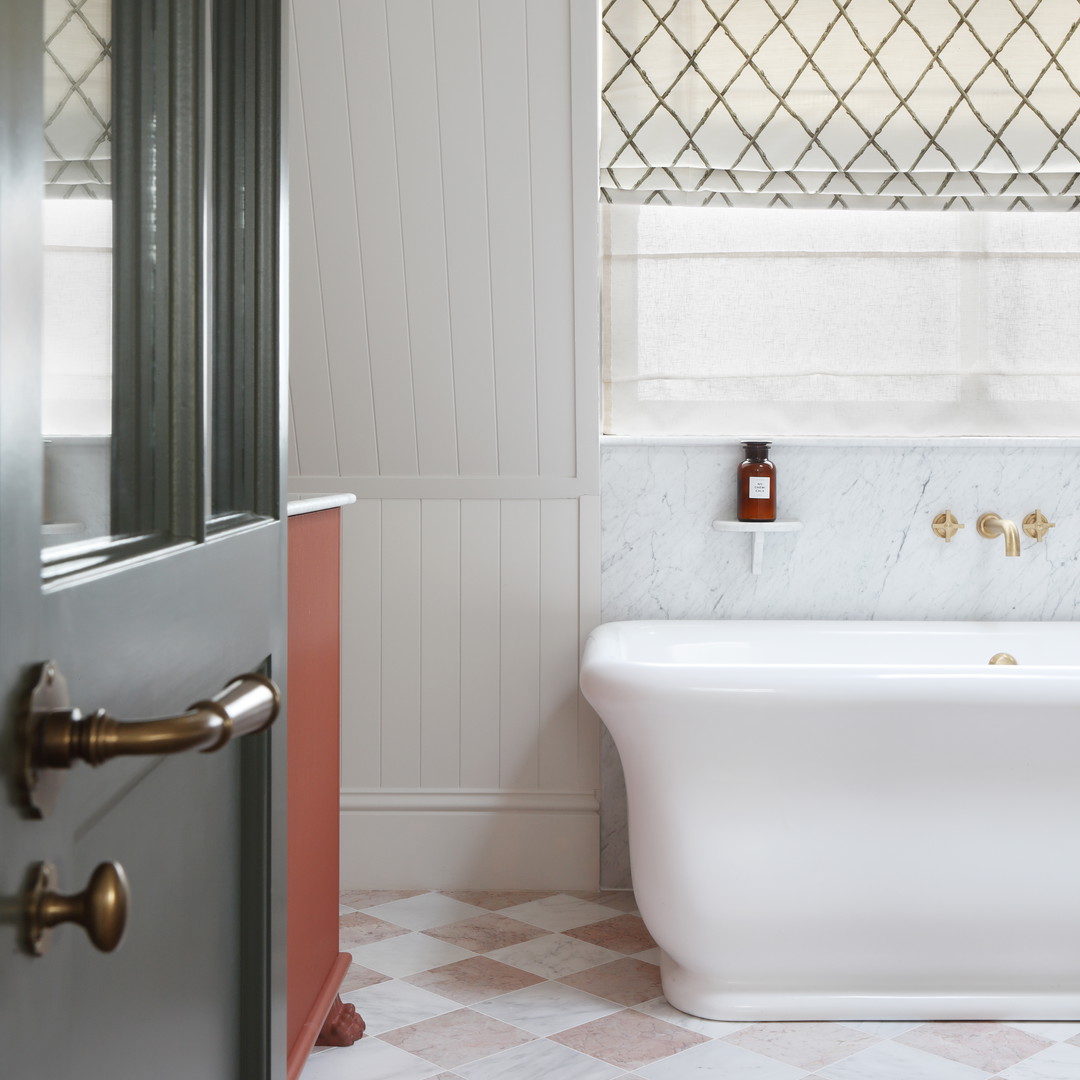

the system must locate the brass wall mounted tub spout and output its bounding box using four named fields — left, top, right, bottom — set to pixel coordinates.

left=989, top=653, right=1018, bottom=665
left=976, top=513, right=1021, bottom=557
